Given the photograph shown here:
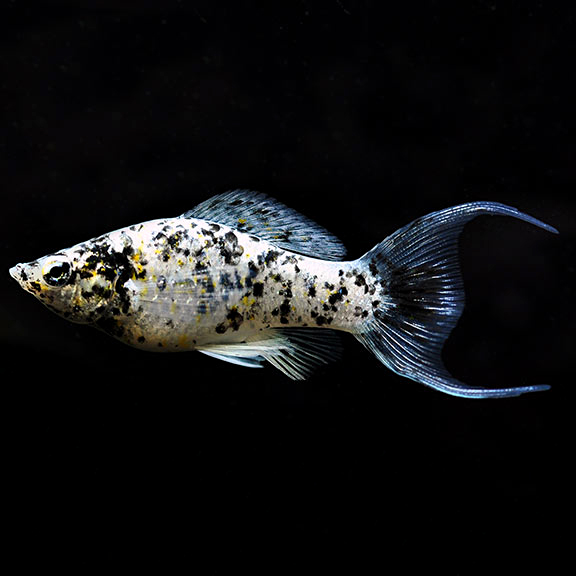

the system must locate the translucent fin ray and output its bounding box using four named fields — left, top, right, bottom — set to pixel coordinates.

left=197, top=328, right=341, bottom=380
left=182, top=190, right=347, bottom=260
left=354, top=201, right=556, bottom=398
